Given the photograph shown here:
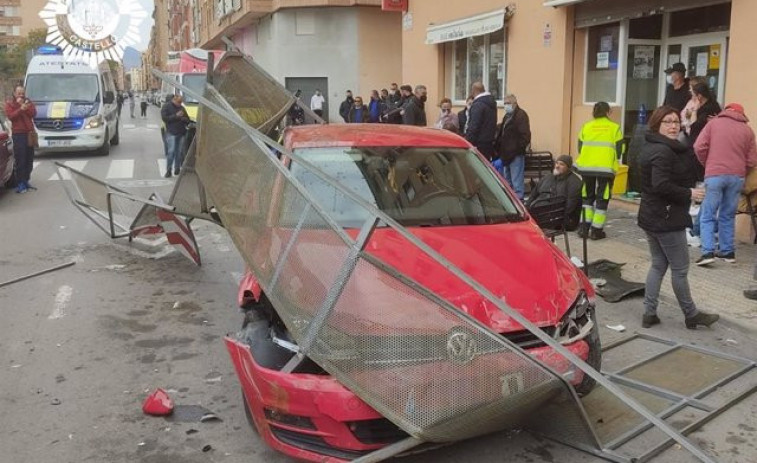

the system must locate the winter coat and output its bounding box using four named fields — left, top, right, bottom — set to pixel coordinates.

left=347, top=106, right=369, bottom=123
left=465, top=93, right=497, bottom=159
left=694, top=110, right=757, bottom=178
left=495, top=106, right=531, bottom=165
left=402, top=96, right=426, bottom=126
left=161, top=100, right=190, bottom=136
left=637, top=131, right=698, bottom=233
left=4, top=99, right=37, bottom=134
left=339, top=97, right=354, bottom=122
left=457, top=108, right=469, bottom=135
left=526, top=170, right=584, bottom=231
left=663, top=80, right=690, bottom=113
